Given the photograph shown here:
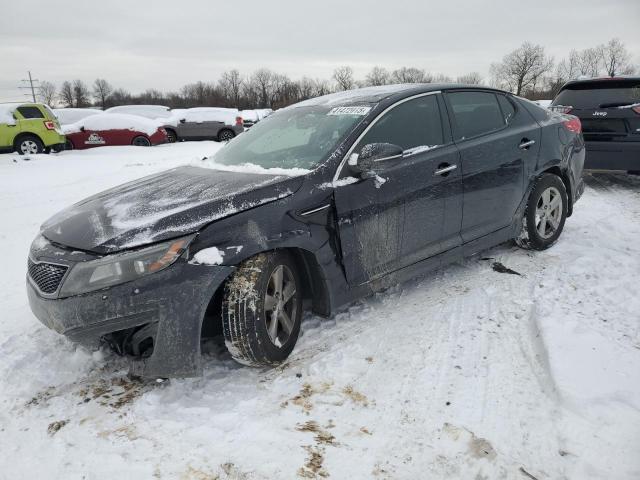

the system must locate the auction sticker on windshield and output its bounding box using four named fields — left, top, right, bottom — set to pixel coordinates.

left=327, top=106, right=371, bottom=116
